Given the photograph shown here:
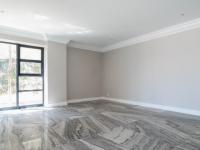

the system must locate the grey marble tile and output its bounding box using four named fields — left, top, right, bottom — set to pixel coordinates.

left=0, top=100, right=200, bottom=150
